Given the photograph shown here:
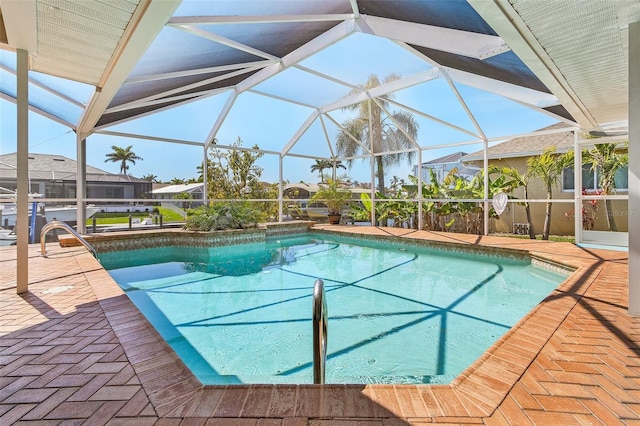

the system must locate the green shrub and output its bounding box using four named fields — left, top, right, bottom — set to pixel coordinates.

left=184, top=201, right=263, bottom=231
